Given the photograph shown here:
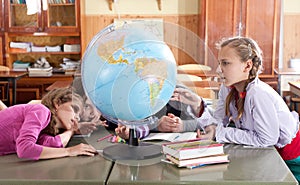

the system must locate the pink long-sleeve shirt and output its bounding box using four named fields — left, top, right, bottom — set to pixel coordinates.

left=0, top=104, right=63, bottom=160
